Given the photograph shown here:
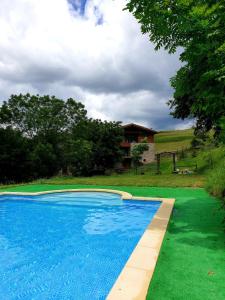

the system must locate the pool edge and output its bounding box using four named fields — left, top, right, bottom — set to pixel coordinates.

left=107, top=196, right=175, bottom=300
left=0, top=188, right=132, bottom=200
left=0, top=188, right=175, bottom=300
